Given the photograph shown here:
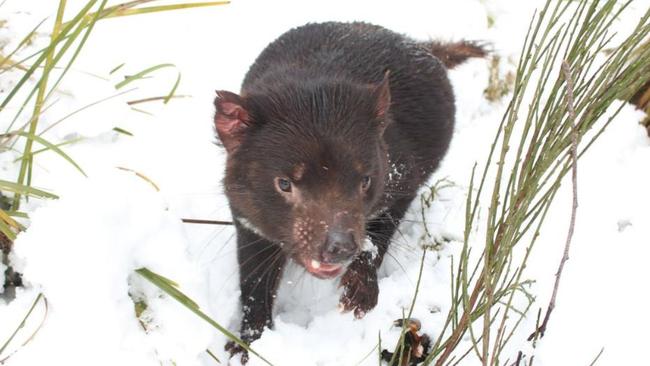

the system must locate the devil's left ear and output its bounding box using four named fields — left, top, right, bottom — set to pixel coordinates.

left=373, top=71, right=392, bottom=131
left=213, top=90, right=251, bottom=153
